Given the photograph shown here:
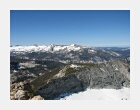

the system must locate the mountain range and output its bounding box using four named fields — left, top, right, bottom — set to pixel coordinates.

left=11, top=44, right=130, bottom=63
left=10, top=44, right=130, bottom=100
